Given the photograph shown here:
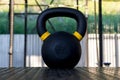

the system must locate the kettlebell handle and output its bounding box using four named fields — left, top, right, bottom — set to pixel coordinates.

left=37, top=7, right=87, bottom=41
